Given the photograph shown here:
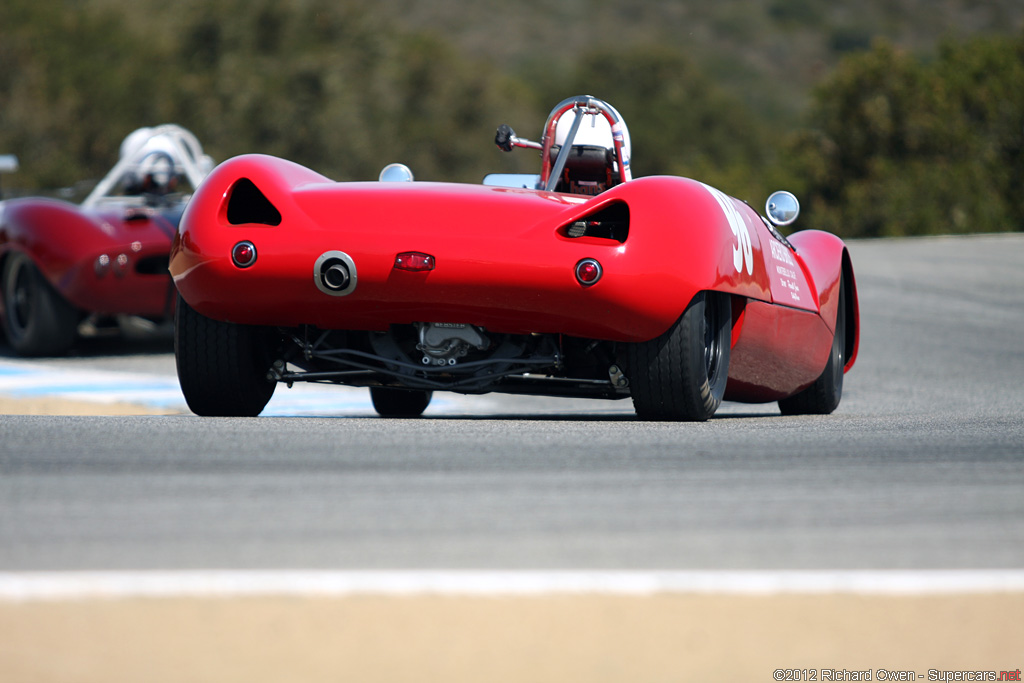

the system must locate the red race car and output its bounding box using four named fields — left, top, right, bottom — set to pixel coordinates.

left=171, top=96, right=859, bottom=420
left=0, top=125, right=213, bottom=355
